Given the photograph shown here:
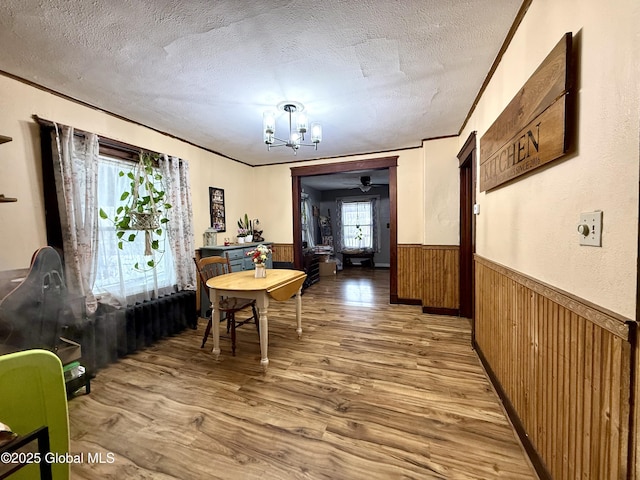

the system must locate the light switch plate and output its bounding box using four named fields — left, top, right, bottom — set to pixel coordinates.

left=579, top=211, right=602, bottom=247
